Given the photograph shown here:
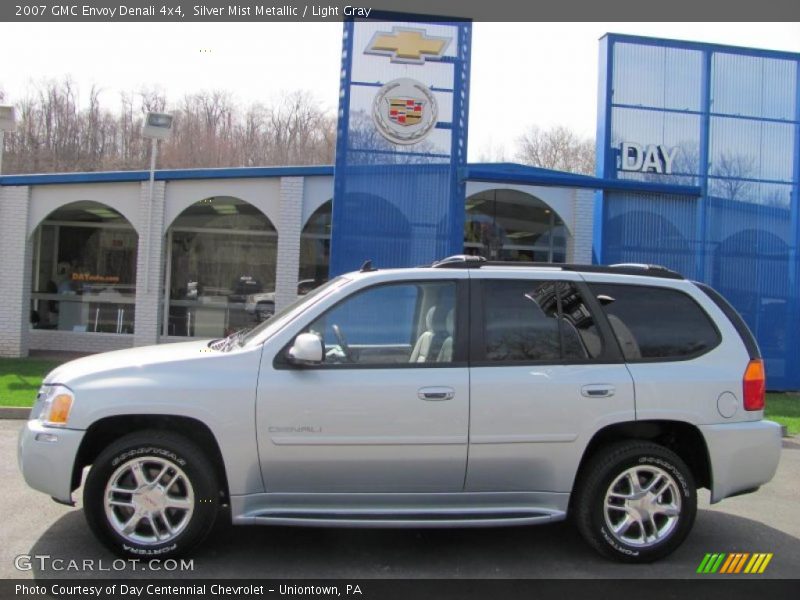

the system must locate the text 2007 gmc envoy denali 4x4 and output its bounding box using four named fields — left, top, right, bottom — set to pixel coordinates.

left=18, top=256, right=781, bottom=562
